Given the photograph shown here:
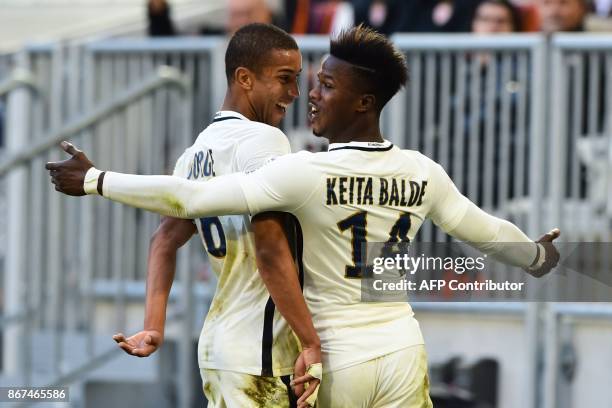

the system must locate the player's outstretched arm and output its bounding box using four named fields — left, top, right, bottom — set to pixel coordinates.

left=252, top=213, right=321, bottom=407
left=443, top=202, right=561, bottom=277
left=114, top=217, right=196, bottom=357
left=429, top=163, right=560, bottom=276
left=46, top=141, right=250, bottom=218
